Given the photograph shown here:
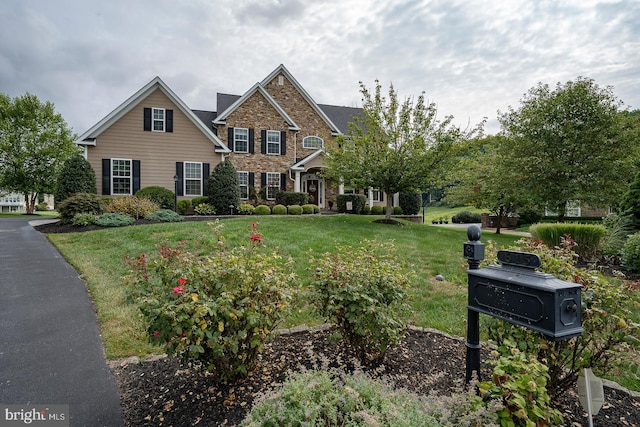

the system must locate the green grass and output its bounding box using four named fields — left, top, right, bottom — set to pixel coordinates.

left=422, top=206, right=487, bottom=223
left=46, top=215, right=517, bottom=359
left=0, top=211, right=59, bottom=218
